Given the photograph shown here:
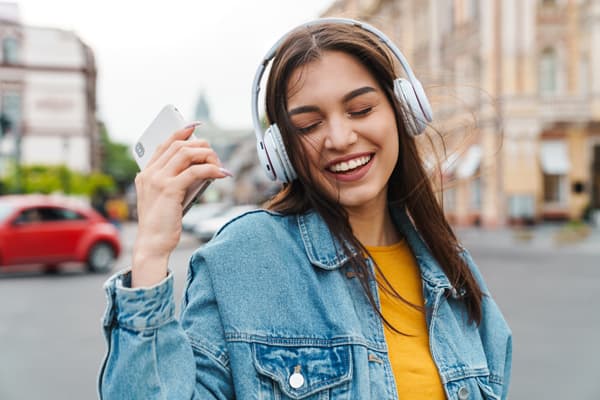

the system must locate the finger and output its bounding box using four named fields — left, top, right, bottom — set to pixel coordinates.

left=163, top=147, right=221, bottom=176
left=150, top=136, right=214, bottom=171
left=173, top=163, right=232, bottom=189
left=146, top=121, right=203, bottom=167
